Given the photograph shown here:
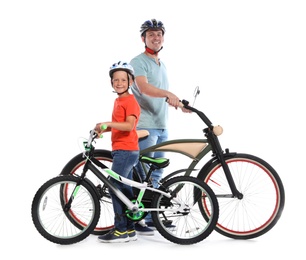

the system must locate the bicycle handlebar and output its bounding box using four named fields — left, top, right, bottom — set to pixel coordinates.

left=175, top=99, right=223, bottom=136
left=180, top=99, right=213, bottom=128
